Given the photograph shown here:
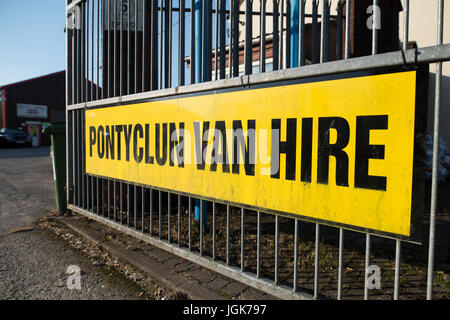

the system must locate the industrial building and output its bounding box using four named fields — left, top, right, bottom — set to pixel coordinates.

left=0, top=71, right=66, bottom=147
